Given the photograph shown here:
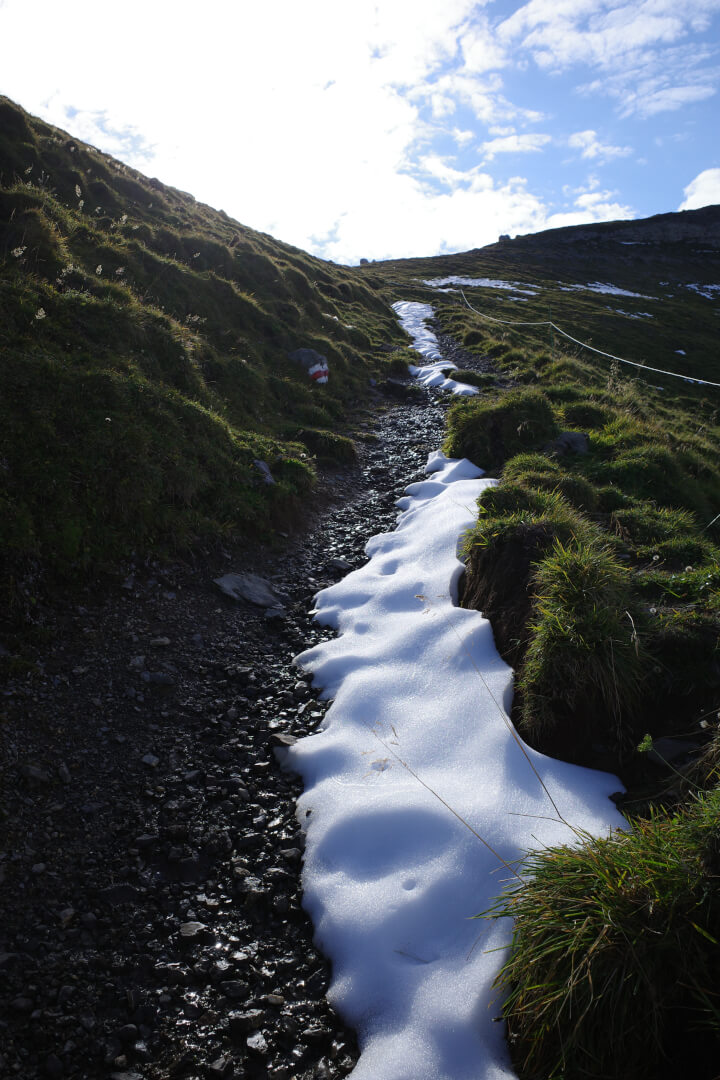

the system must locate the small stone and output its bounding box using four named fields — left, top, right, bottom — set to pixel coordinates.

left=134, top=834, right=159, bottom=850
left=270, top=733, right=297, bottom=748
left=141, top=754, right=160, bottom=768
left=20, top=763, right=49, bottom=784
left=128, top=656, right=146, bottom=671
left=227, top=1009, right=264, bottom=1038
left=246, top=1031, right=269, bottom=1054
left=179, top=921, right=207, bottom=940
left=99, top=884, right=140, bottom=904
left=12, top=996, right=34, bottom=1012
left=253, top=460, right=275, bottom=485
left=32, top=862, right=47, bottom=874
left=220, top=979, right=250, bottom=1001
left=150, top=637, right=170, bottom=646
left=329, top=557, right=352, bottom=571
left=58, top=763, right=71, bottom=784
